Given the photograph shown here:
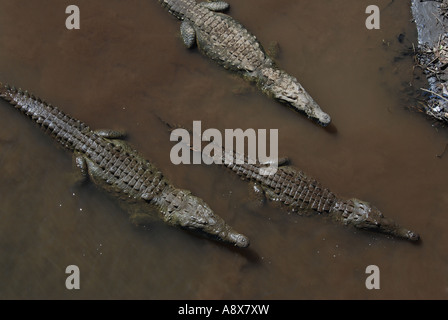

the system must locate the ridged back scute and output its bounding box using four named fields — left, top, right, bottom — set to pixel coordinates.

left=222, top=156, right=337, bottom=214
